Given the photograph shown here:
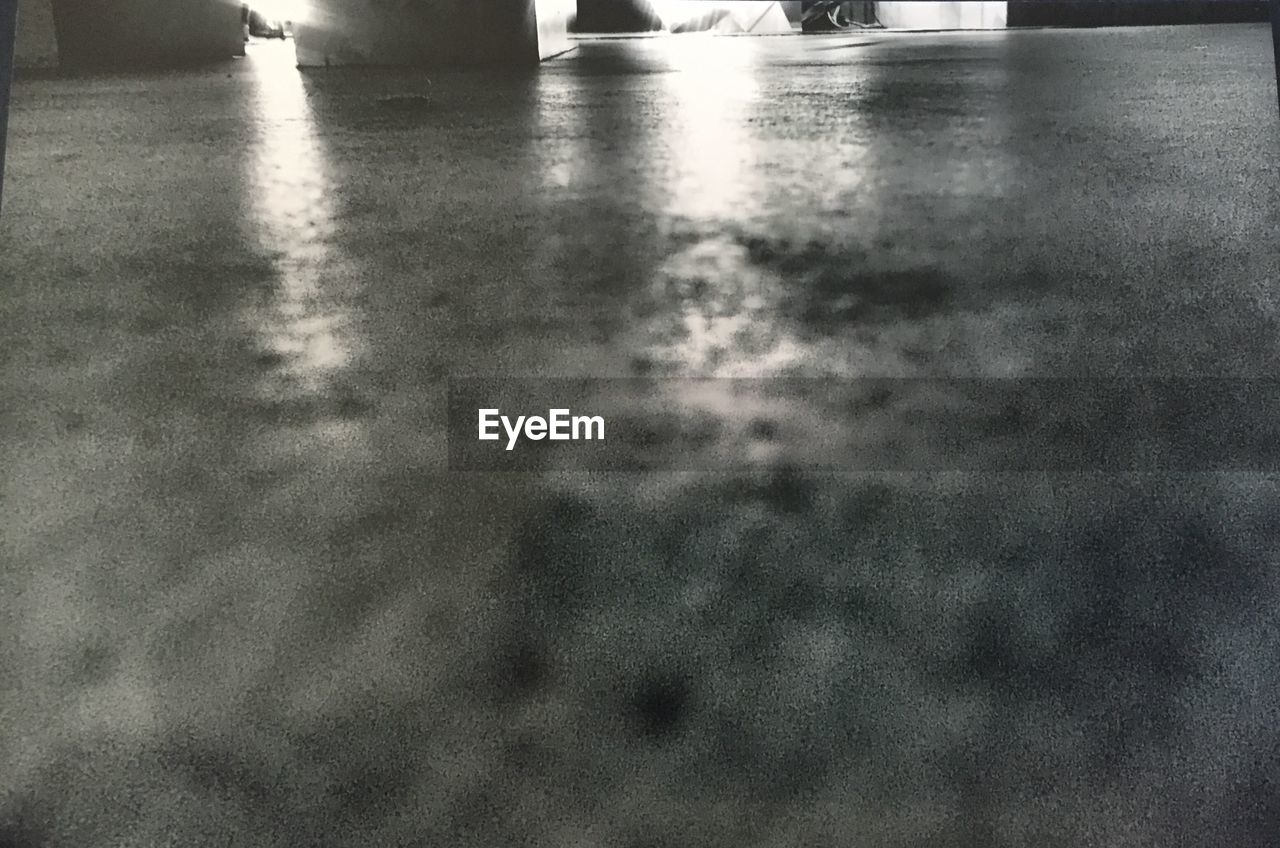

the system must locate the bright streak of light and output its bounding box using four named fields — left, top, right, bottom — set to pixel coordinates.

left=251, top=0, right=309, bottom=23
left=246, top=41, right=356, bottom=392
left=660, top=37, right=761, bottom=221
